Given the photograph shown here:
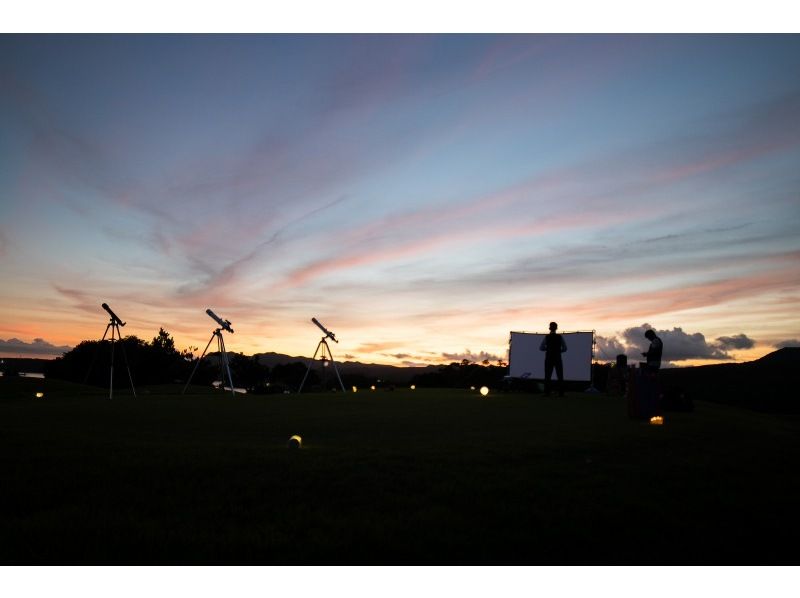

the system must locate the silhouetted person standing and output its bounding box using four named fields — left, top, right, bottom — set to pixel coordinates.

left=540, top=321, right=567, bottom=396
left=642, top=329, right=663, bottom=374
